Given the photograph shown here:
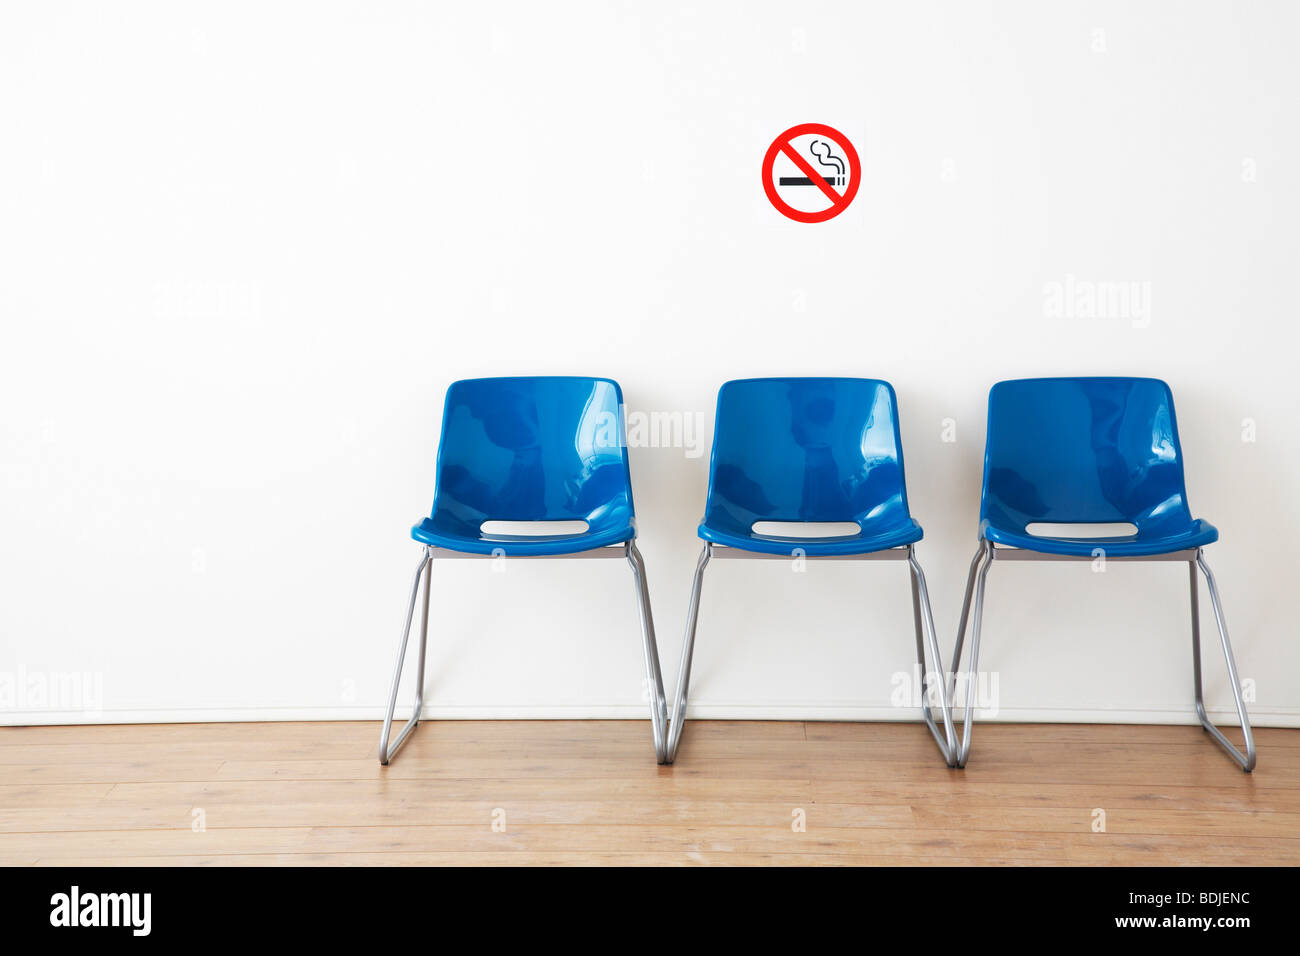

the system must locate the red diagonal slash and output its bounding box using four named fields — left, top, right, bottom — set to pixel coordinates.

left=778, top=139, right=842, bottom=204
